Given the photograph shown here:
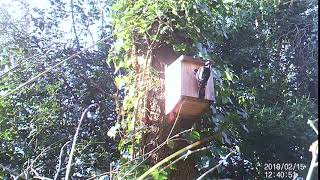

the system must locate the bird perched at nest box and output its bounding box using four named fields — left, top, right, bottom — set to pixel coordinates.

left=194, top=61, right=212, bottom=99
